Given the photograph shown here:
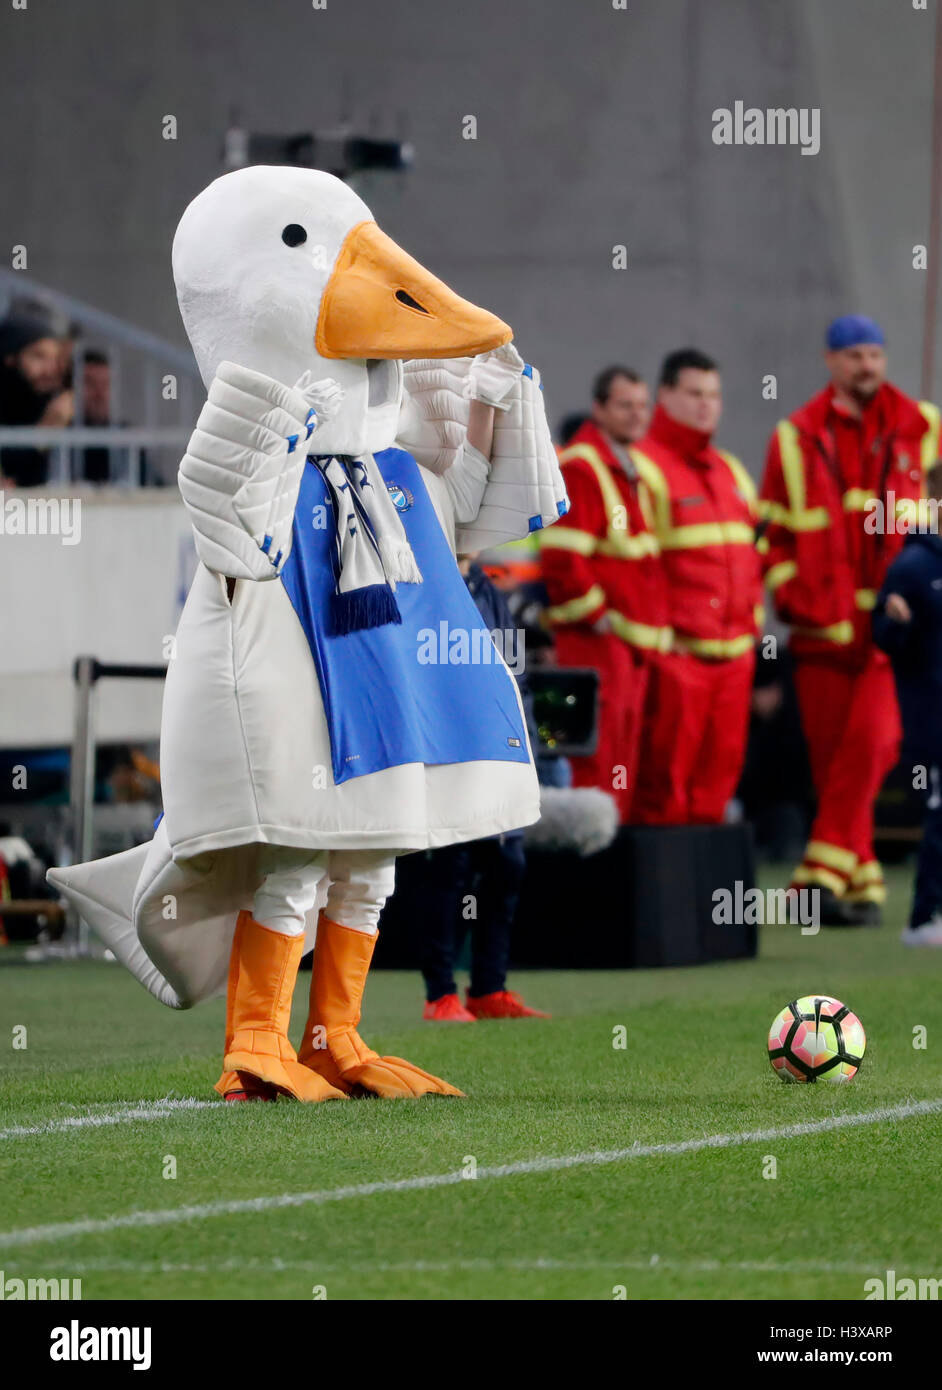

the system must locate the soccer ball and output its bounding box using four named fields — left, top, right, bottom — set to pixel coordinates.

left=767, top=995, right=866, bottom=1082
